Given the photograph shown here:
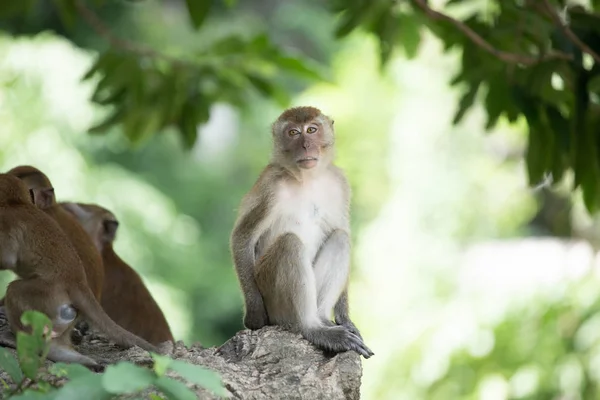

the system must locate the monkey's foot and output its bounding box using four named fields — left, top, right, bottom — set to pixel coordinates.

left=303, top=326, right=374, bottom=359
